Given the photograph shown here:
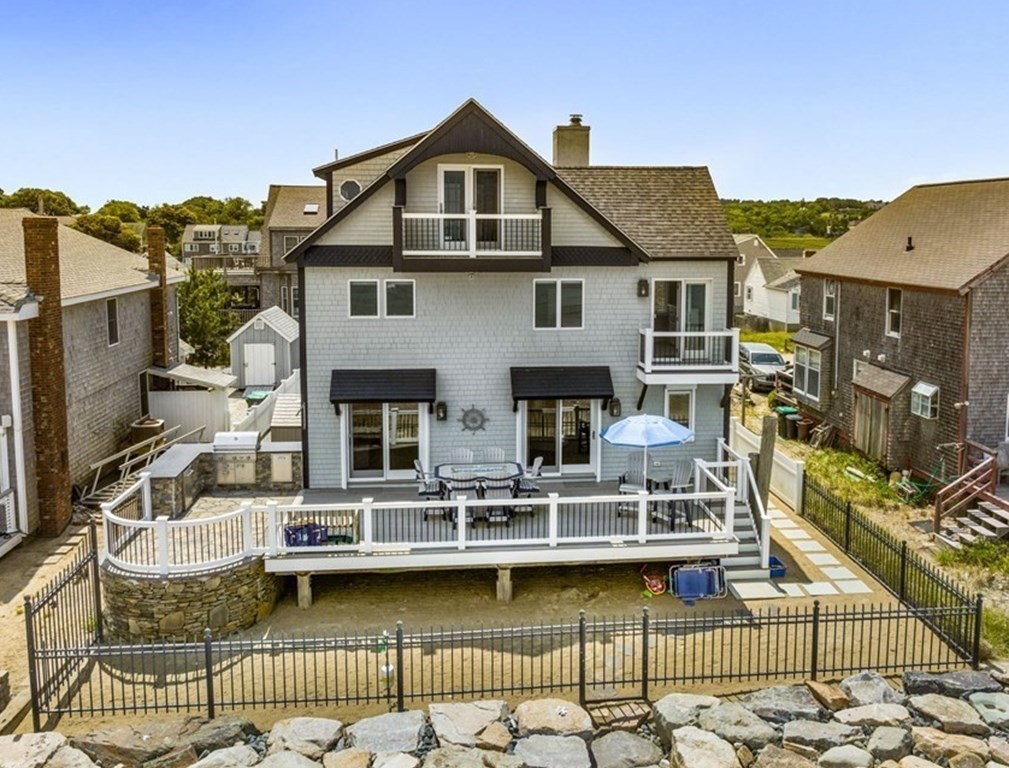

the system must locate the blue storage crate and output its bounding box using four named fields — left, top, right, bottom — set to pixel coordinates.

left=769, top=555, right=787, bottom=579
left=284, top=522, right=327, bottom=547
